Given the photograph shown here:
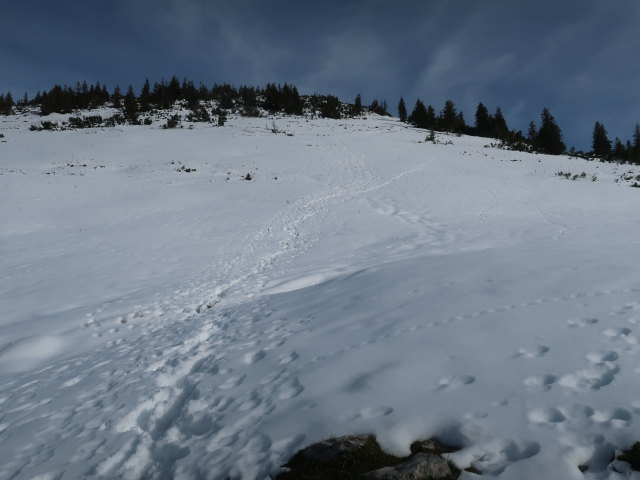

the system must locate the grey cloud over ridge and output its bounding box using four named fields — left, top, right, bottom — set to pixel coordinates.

left=1, top=0, right=639, bottom=147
